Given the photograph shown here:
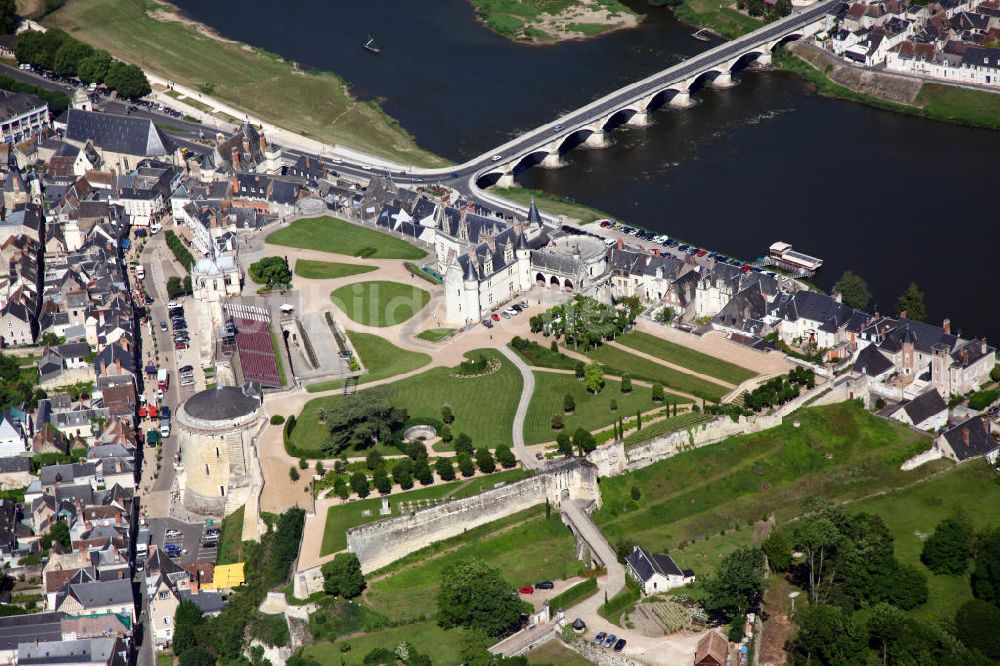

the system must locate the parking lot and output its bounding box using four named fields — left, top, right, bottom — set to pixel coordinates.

left=146, top=517, right=220, bottom=566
